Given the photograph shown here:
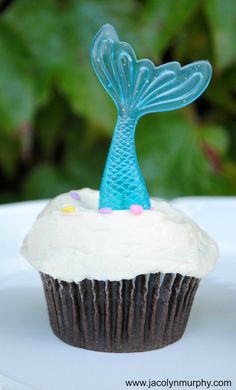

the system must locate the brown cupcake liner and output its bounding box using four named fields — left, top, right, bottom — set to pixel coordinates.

left=40, top=272, right=200, bottom=352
